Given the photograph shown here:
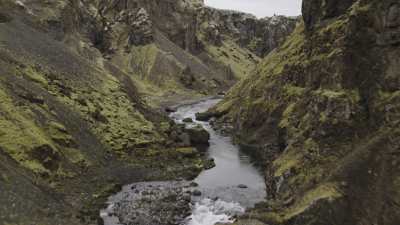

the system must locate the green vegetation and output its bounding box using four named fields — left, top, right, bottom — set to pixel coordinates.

left=204, top=38, right=260, bottom=78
